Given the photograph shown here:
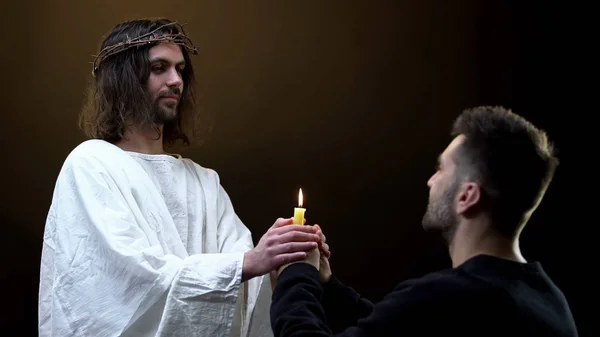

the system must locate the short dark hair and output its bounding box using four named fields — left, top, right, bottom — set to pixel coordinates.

left=450, top=106, right=558, bottom=237
left=80, top=17, right=203, bottom=147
